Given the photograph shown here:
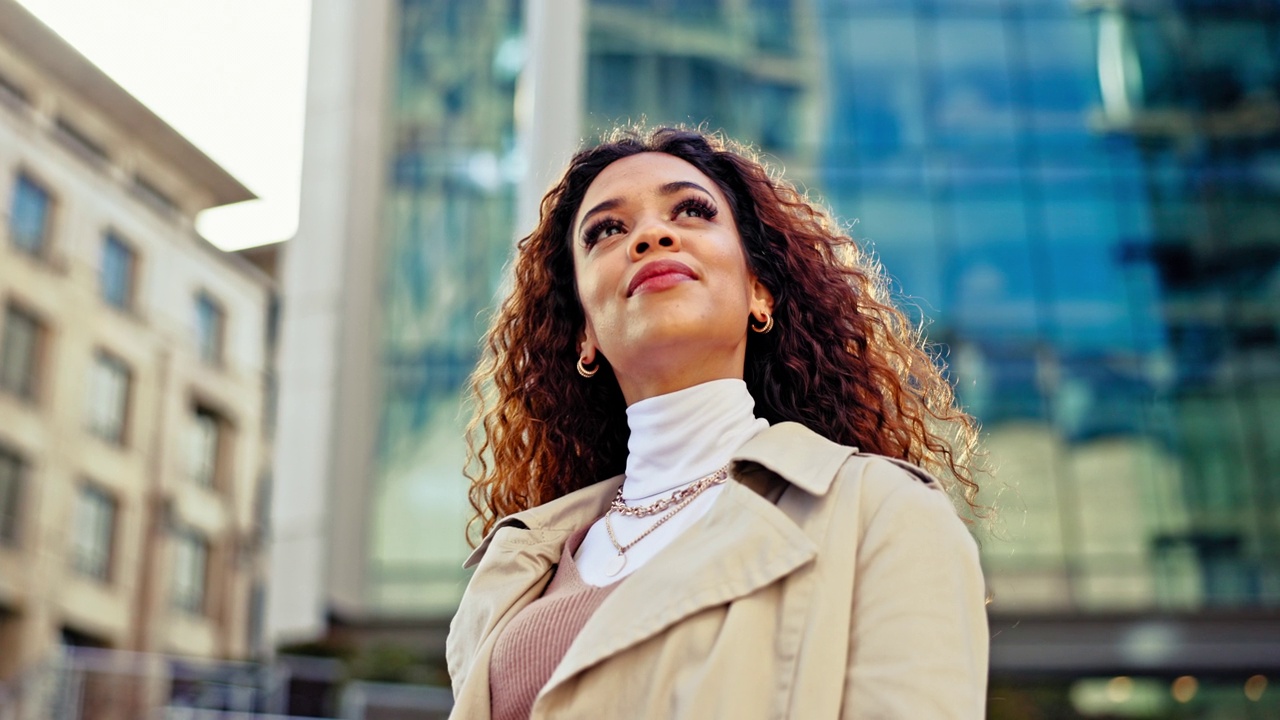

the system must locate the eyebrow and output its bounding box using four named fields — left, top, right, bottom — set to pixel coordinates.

left=576, top=180, right=715, bottom=236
